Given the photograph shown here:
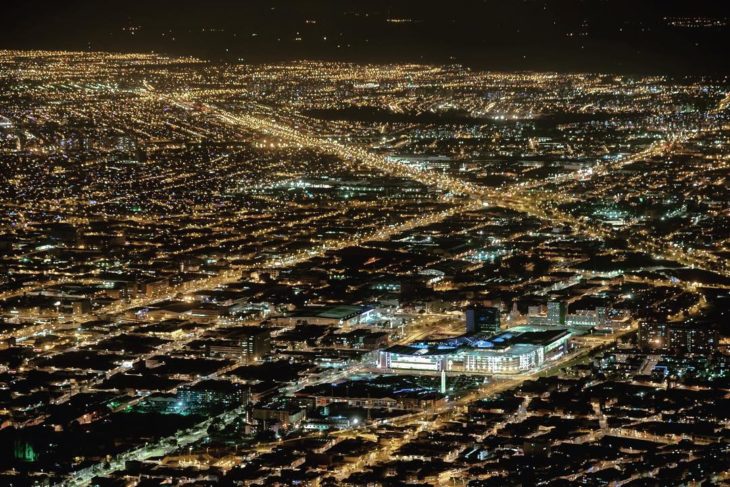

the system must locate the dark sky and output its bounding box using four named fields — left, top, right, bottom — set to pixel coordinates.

left=3, top=0, right=730, bottom=74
